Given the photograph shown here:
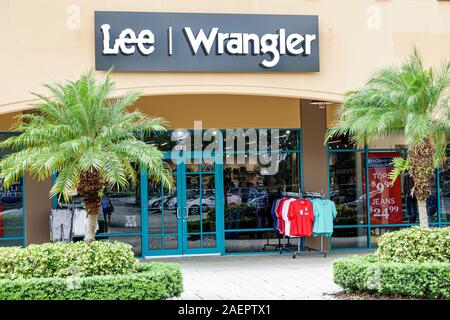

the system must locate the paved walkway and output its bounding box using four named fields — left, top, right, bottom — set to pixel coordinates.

left=147, top=251, right=368, bottom=300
